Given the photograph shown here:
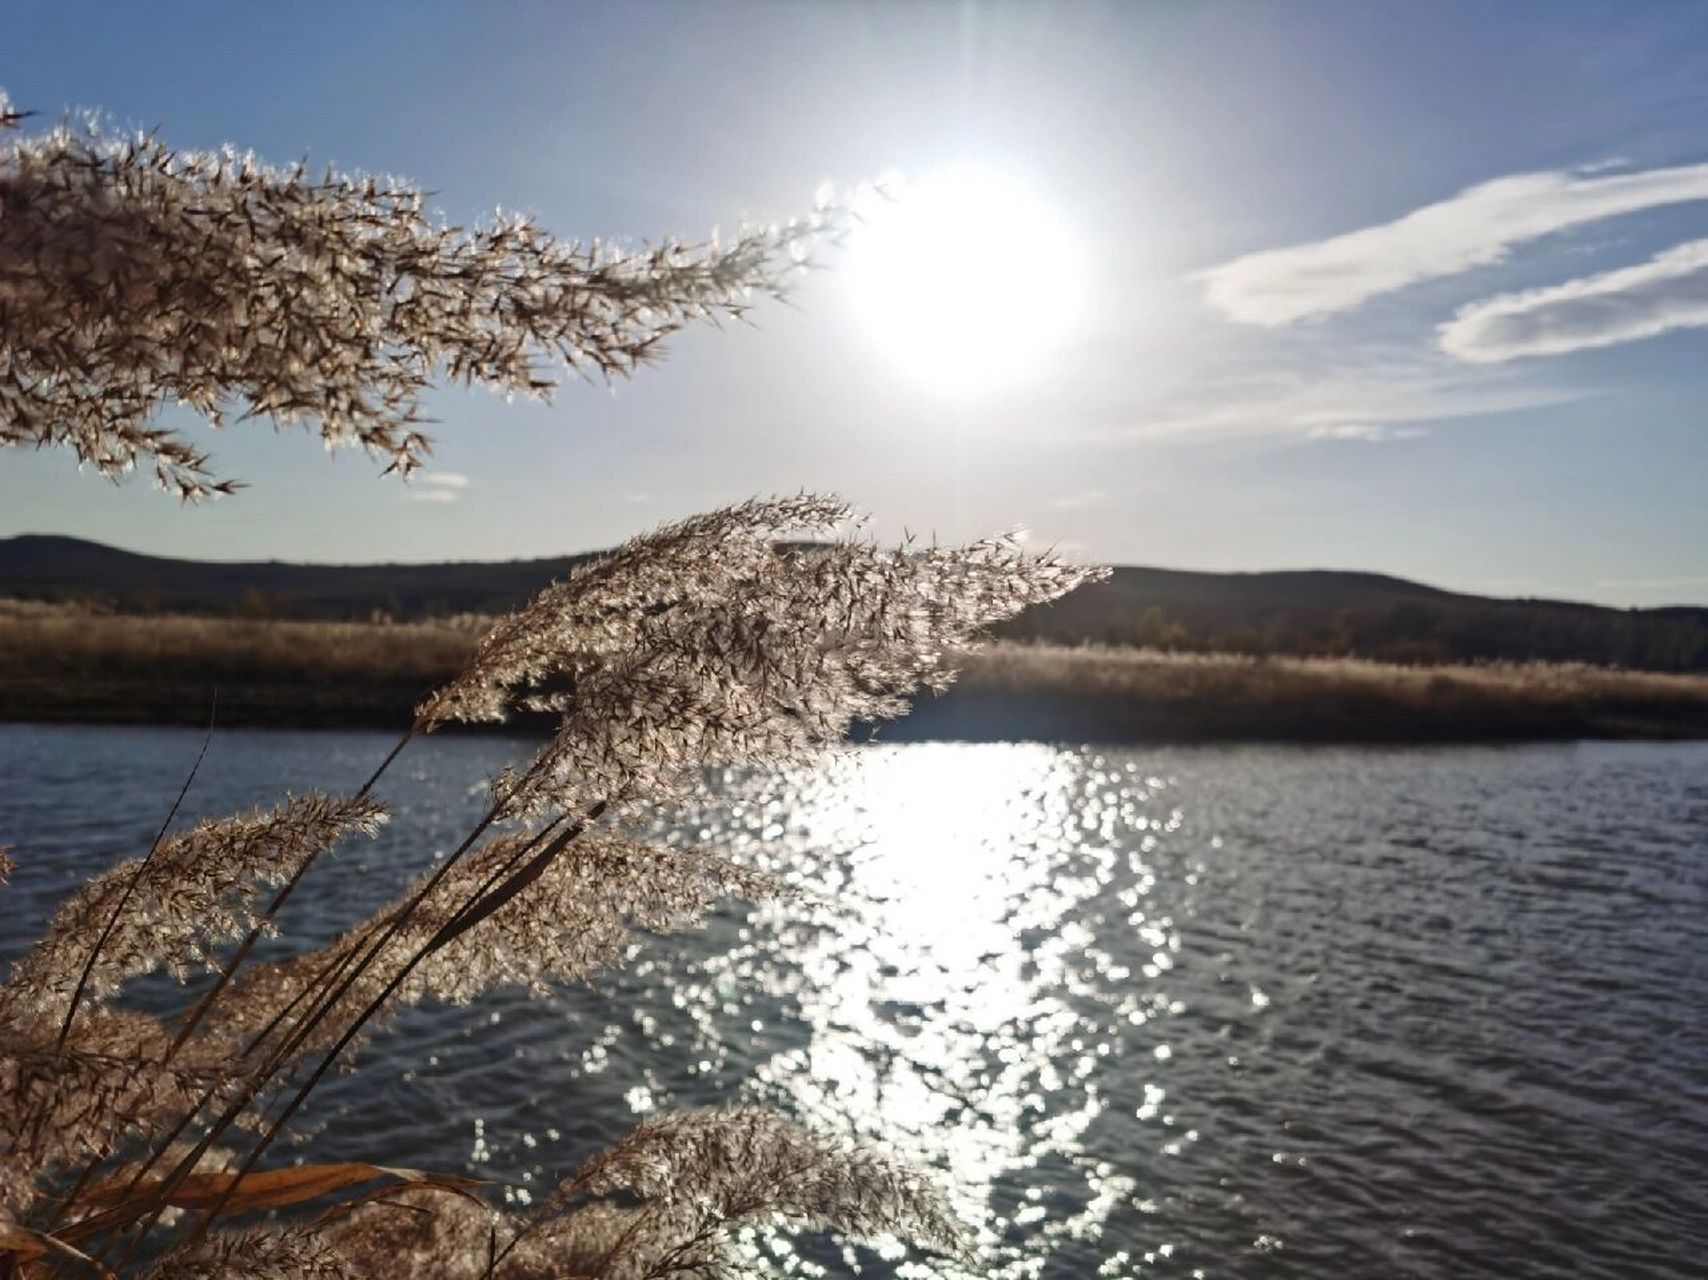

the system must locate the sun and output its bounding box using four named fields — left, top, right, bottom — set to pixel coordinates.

left=846, top=167, right=1084, bottom=394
